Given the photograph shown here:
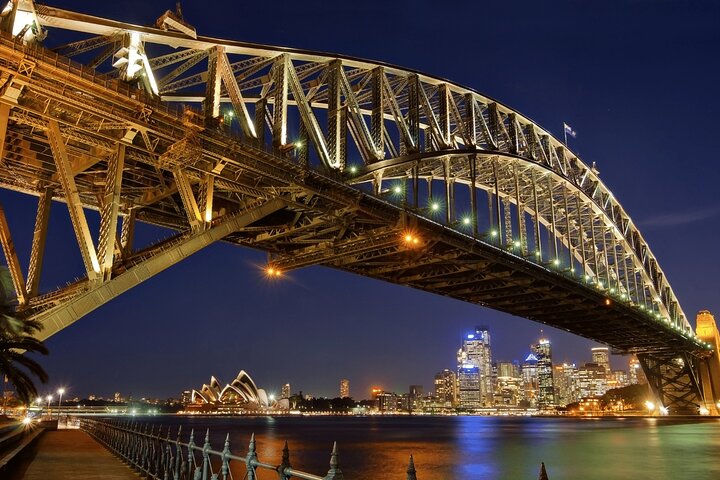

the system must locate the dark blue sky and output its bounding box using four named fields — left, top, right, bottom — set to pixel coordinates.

left=2, top=0, right=720, bottom=400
